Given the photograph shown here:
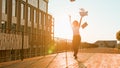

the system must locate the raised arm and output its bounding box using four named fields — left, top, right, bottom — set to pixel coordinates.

left=69, top=15, right=72, bottom=25
left=79, top=17, right=83, bottom=28
left=69, top=15, right=73, bottom=28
